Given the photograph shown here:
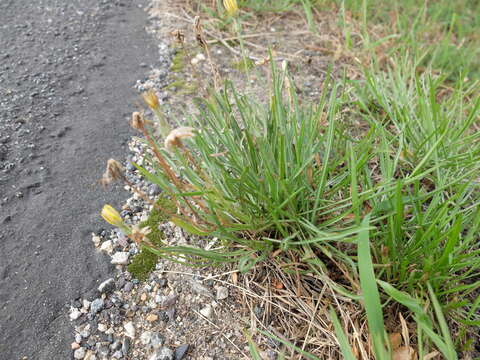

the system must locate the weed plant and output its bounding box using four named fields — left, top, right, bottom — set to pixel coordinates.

left=130, top=59, right=479, bottom=323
